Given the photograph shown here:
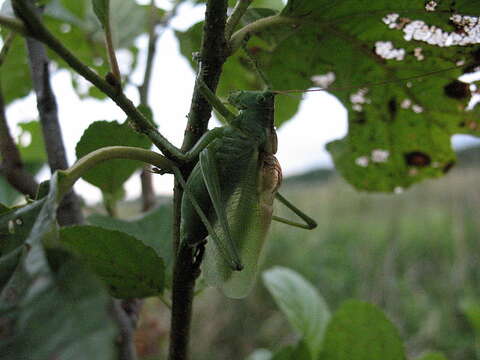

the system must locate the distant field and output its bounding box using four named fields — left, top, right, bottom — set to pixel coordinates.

left=133, top=147, right=480, bottom=360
